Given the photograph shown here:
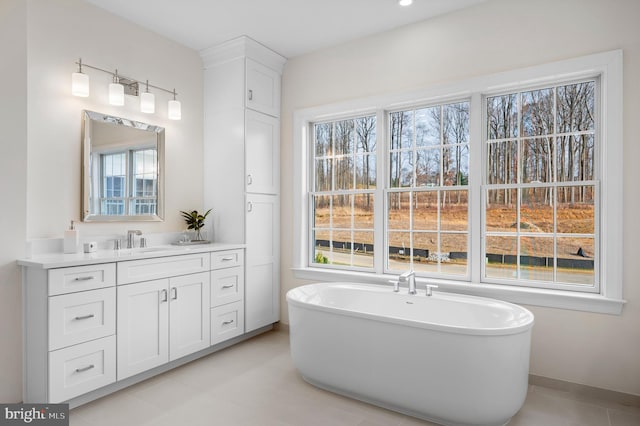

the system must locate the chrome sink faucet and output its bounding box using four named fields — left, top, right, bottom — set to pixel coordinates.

left=399, top=270, right=417, bottom=295
left=127, top=230, right=142, bottom=249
